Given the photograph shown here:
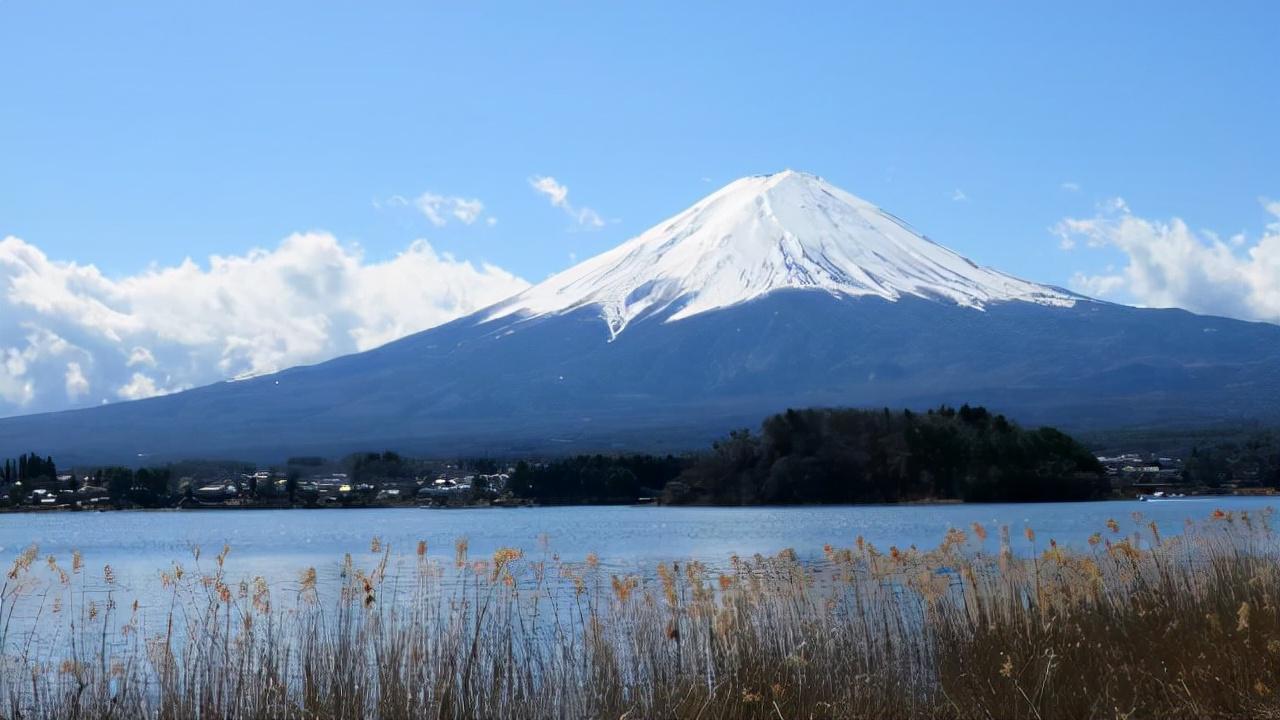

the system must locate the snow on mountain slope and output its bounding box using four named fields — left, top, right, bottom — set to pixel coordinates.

left=489, top=170, right=1078, bottom=339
